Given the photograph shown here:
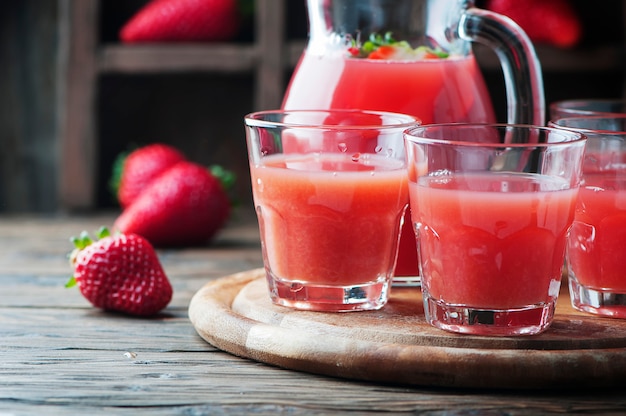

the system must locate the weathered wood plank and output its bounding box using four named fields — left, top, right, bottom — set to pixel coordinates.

left=254, top=0, right=286, bottom=110
left=3, top=346, right=626, bottom=414
left=0, top=209, right=263, bottom=310
left=57, top=0, right=100, bottom=210
left=0, top=1, right=60, bottom=212
left=3, top=212, right=626, bottom=415
left=3, top=308, right=626, bottom=415
left=100, top=44, right=258, bottom=73
left=1, top=307, right=206, bottom=351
